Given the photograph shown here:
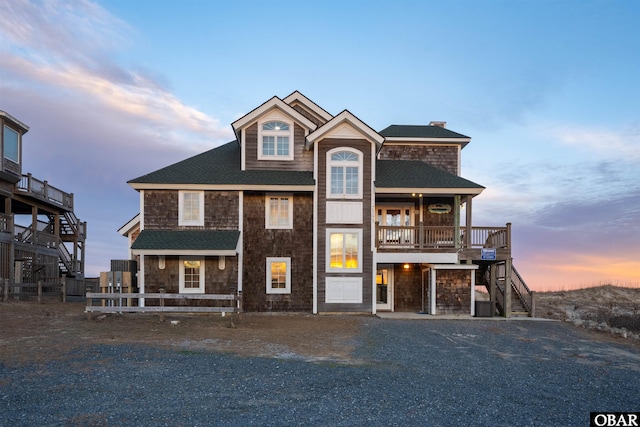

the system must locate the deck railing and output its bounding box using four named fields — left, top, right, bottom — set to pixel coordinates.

left=0, top=213, right=12, bottom=233
left=17, top=173, right=74, bottom=210
left=375, top=223, right=511, bottom=250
